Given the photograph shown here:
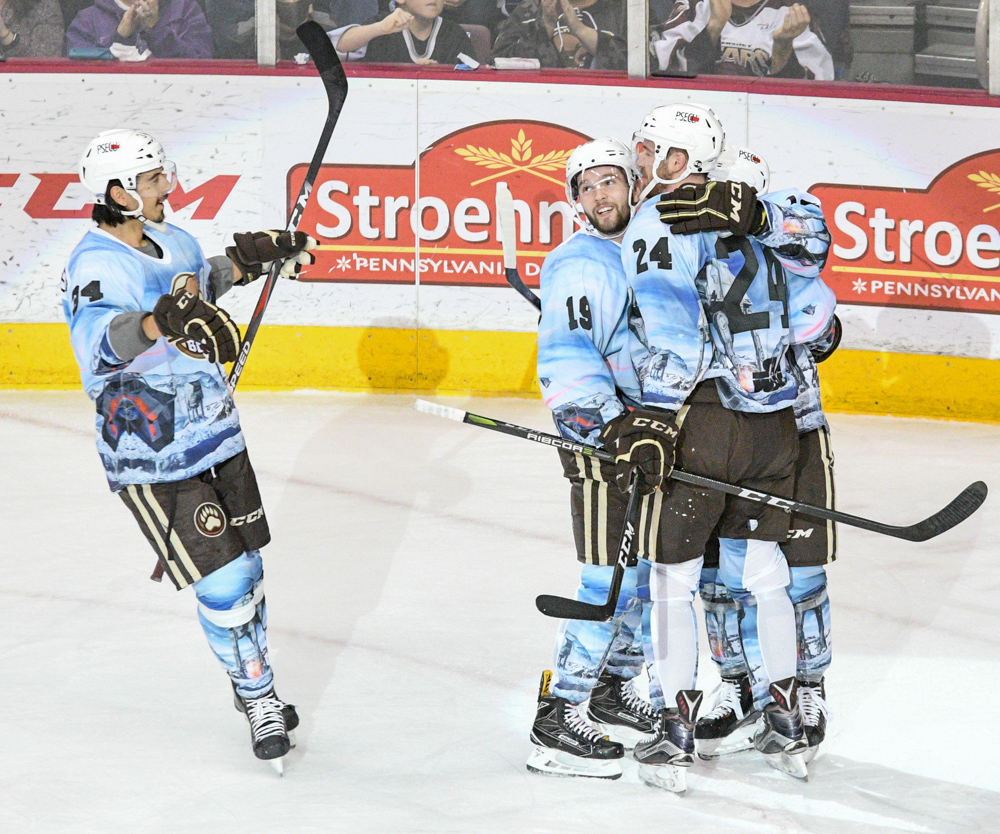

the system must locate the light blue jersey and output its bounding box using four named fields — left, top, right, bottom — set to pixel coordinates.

left=621, top=199, right=717, bottom=410
left=624, top=191, right=834, bottom=413
left=537, top=231, right=640, bottom=444
left=62, top=223, right=245, bottom=491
